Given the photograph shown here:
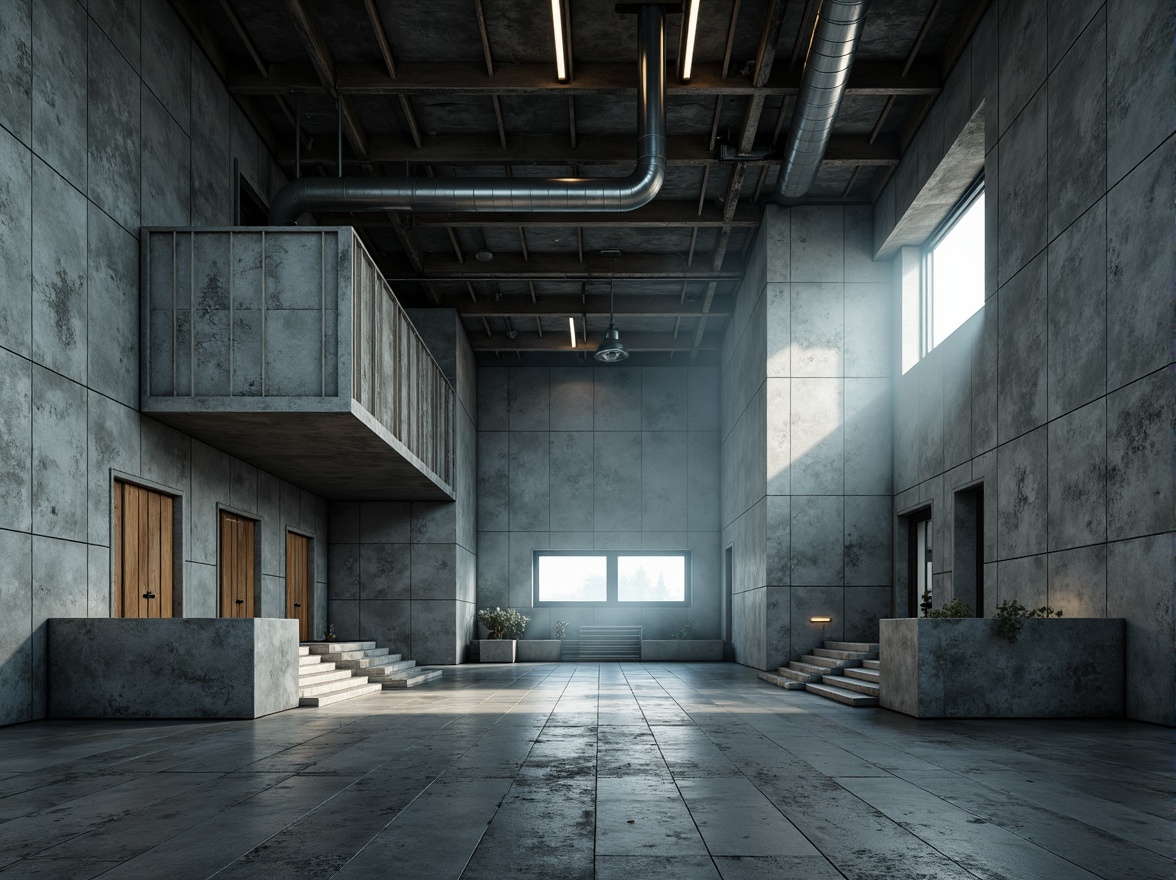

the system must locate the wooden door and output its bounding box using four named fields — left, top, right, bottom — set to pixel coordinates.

left=219, top=511, right=256, bottom=618
left=286, top=532, right=311, bottom=640
left=113, top=481, right=175, bottom=618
